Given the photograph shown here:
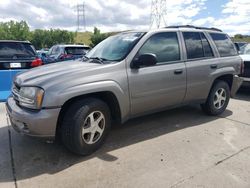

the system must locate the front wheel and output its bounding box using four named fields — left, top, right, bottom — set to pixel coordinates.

left=201, top=81, right=230, bottom=116
left=61, top=98, right=111, bottom=155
